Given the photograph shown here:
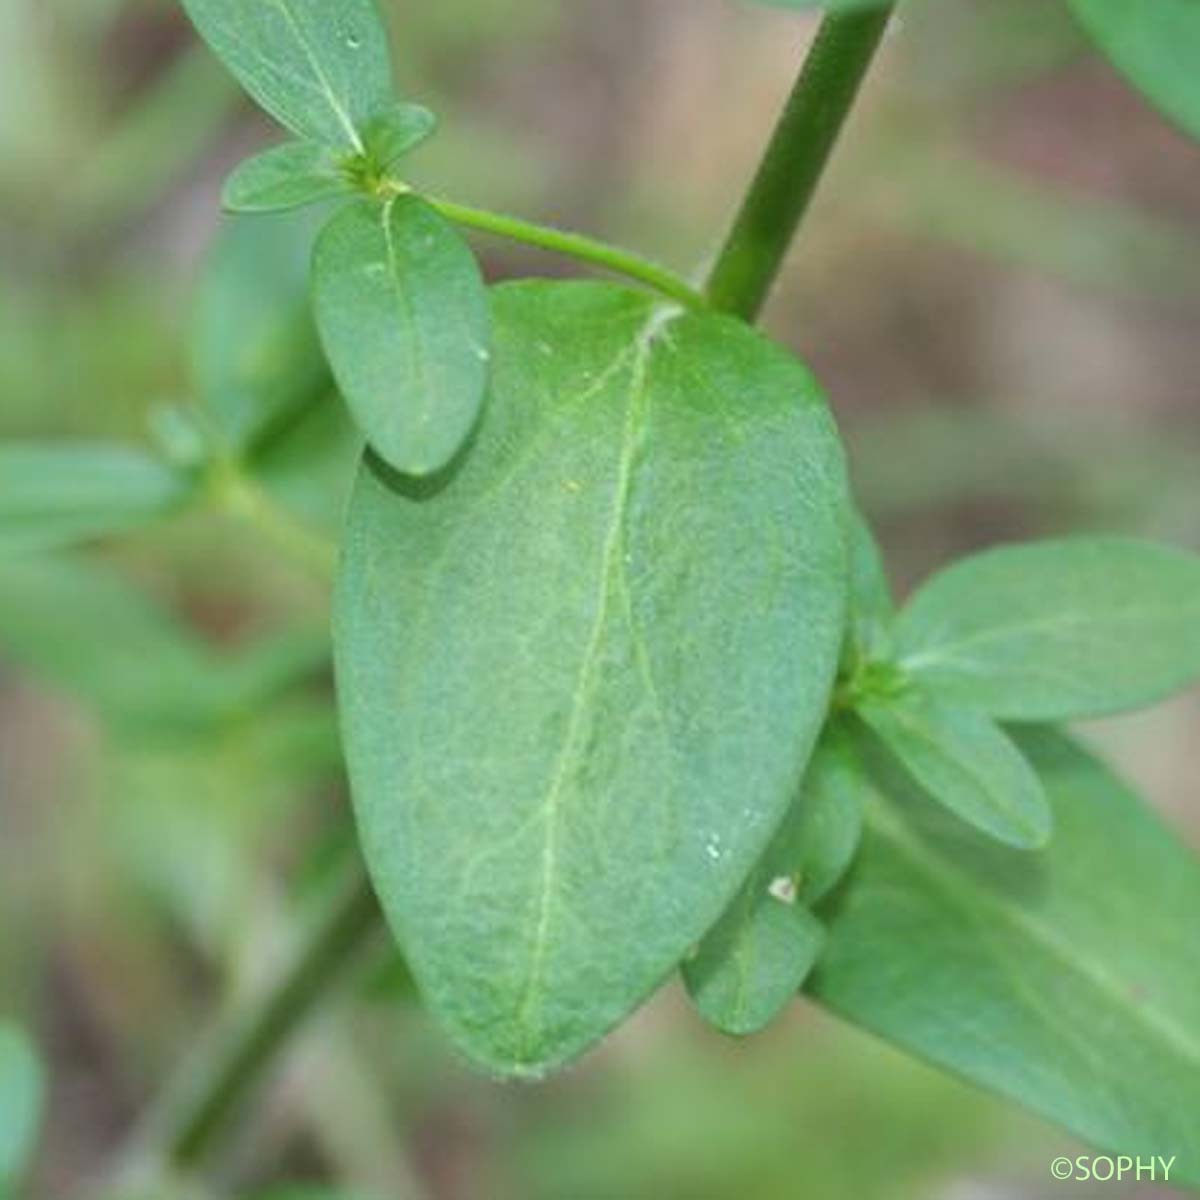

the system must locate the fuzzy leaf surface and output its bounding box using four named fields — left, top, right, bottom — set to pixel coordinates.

left=336, top=281, right=848, bottom=1073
